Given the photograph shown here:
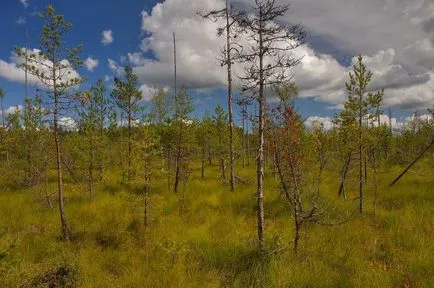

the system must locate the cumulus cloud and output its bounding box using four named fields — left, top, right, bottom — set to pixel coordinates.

left=296, top=49, right=434, bottom=109
left=139, top=84, right=170, bottom=101
left=0, top=48, right=81, bottom=88
left=59, top=117, right=77, bottom=131
left=101, top=30, right=114, bottom=45
left=84, top=57, right=99, bottom=72
left=304, top=116, right=334, bottom=130
left=123, top=0, right=434, bottom=110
